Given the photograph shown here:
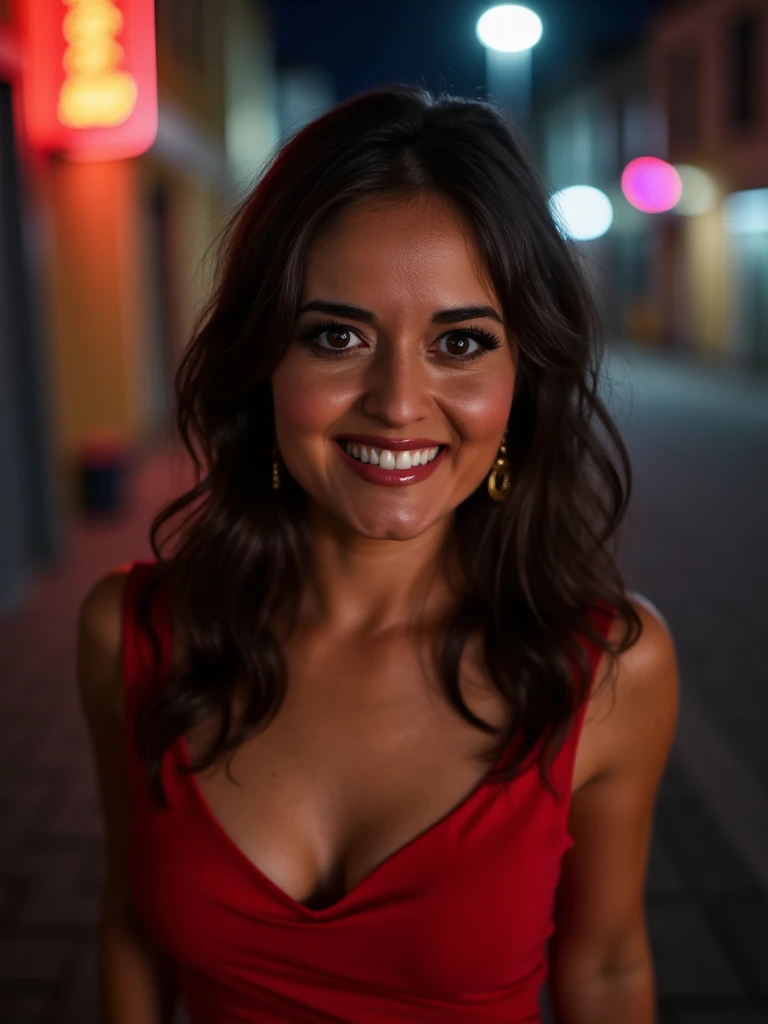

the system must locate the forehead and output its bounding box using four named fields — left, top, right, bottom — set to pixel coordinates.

left=302, top=196, right=497, bottom=312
